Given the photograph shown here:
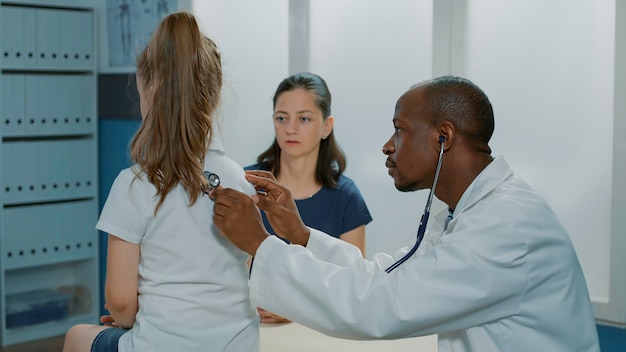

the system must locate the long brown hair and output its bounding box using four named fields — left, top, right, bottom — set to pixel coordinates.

left=256, top=72, right=346, bottom=188
left=130, top=12, right=222, bottom=213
